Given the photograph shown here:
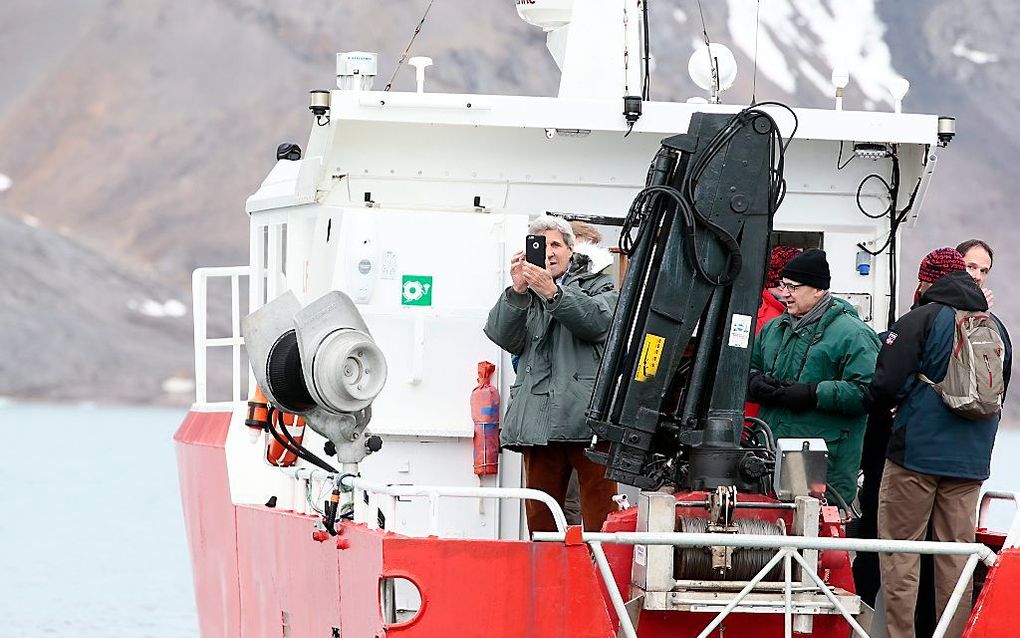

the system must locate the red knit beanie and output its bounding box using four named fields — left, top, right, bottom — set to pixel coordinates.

left=917, top=247, right=966, bottom=284
left=766, top=246, right=802, bottom=288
